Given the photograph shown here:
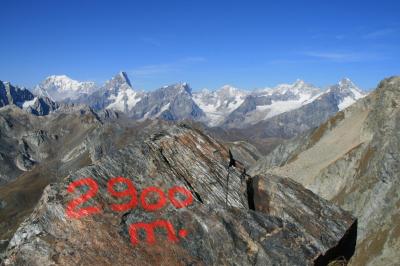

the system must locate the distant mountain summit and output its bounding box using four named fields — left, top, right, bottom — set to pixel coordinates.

left=193, top=85, right=248, bottom=126
left=74, top=71, right=143, bottom=113
left=27, top=73, right=367, bottom=129
left=101, top=71, right=142, bottom=113
left=129, top=82, right=206, bottom=121
left=0, top=80, right=58, bottom=115
left=34, top=75, right=97, bottom=101
left=0, top=80, right=34, bottom=108
left=329, top=78, right=366, bottom=110
left=223, top=79, right=322, bottom=128
left=259, top=79, right=321, bottom=96
left=103, top=71, right=132, bottom=91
